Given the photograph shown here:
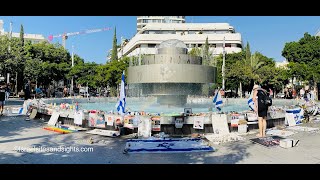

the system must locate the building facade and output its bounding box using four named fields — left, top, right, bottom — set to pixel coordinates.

left=0, top=19, right=46, bottom=44
left=118, top=22, right=242, bottom=59
left=137, top=16, right=185, bottom=32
